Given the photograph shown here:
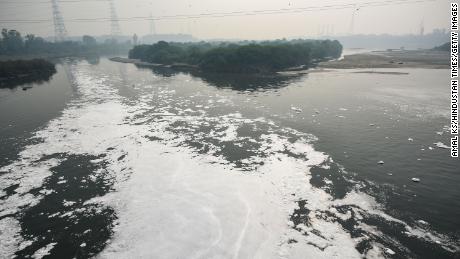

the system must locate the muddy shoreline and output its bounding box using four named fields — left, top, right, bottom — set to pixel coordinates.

left=109, top=57, right=198, bottom=71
